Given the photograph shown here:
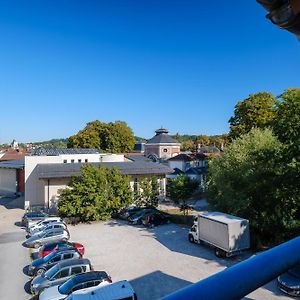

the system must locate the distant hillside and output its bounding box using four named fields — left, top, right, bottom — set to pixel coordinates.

left=33, top=138, right=69, bottom=148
